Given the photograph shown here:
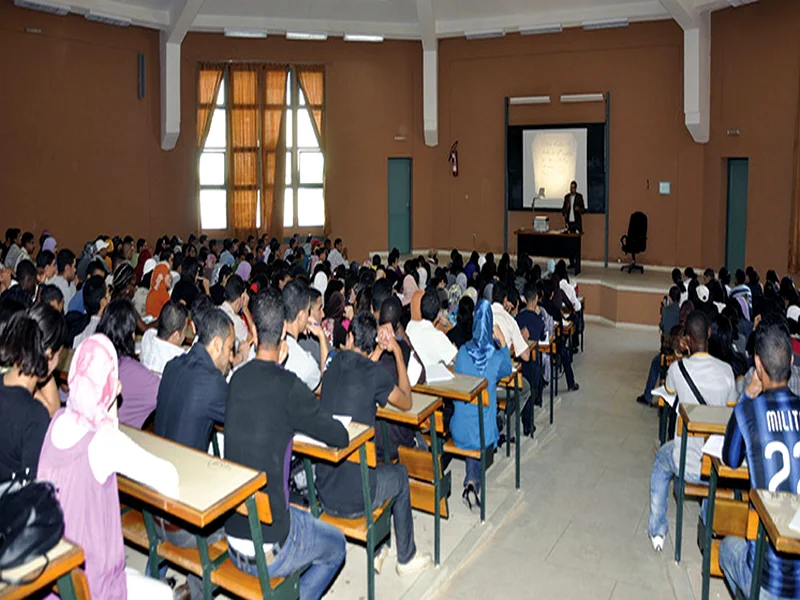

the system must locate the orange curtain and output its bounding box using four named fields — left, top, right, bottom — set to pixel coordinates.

left=228, top=65, right=260, bottom=239
left=196, top=65, right=223, bottom=150
left=296, top=67, right=324, bottom=147
left=260, top=67, right=289, bottom=240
